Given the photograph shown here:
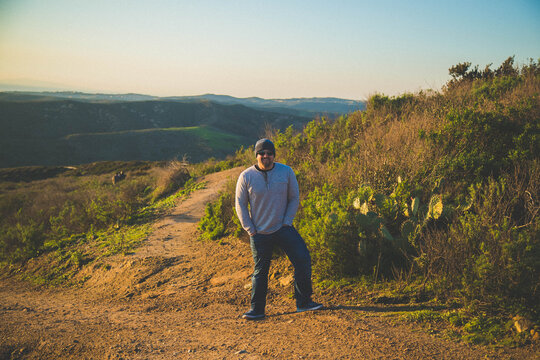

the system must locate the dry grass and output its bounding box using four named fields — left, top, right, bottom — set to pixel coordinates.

left=151, top=160, right=190, bottom=201
left=0, top=169, right=157, bottom=262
